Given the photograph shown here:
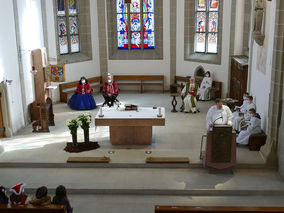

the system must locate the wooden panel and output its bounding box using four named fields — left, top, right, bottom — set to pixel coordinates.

left=146, top=157, right=189, bottom=163
left=95, top=118, right=165, bottom=126
left=0, top=204, right=66, bottom=213
left=155, top=206, right=284, bottom=213
left=110, top=126, right=152, bottom=145
left=67, top=157, right=110, bottom=163
left=0, top=93, right=4, bottom=138
left=114, top=75, right=164, bottom=81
